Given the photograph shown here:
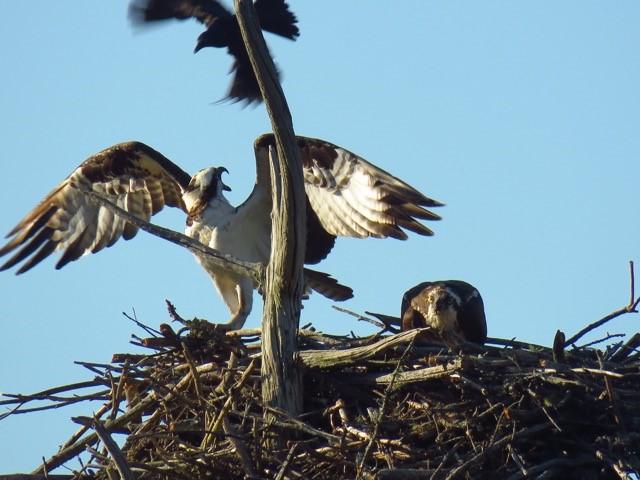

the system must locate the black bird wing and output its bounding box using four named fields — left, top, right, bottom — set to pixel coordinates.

left=254, top=0, right=299, bottom=40
left=129, top=0, right=230, bottom=26
left=129, top=0, right=299, bottom=104
left=224, top=39, right=265, bottom=104
left=250, top=134, right=443, bottom=264
left=0, top=142, right=190, bottom=274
